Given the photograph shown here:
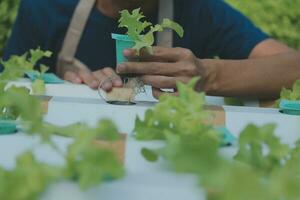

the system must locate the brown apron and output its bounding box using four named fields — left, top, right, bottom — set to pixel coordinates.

left=56, top=0, right=174, bottom=76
